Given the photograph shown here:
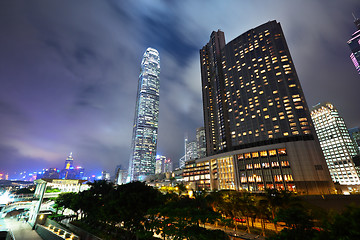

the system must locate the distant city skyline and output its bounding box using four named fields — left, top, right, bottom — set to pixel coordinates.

left=0, top=1, right=359, bottom=177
